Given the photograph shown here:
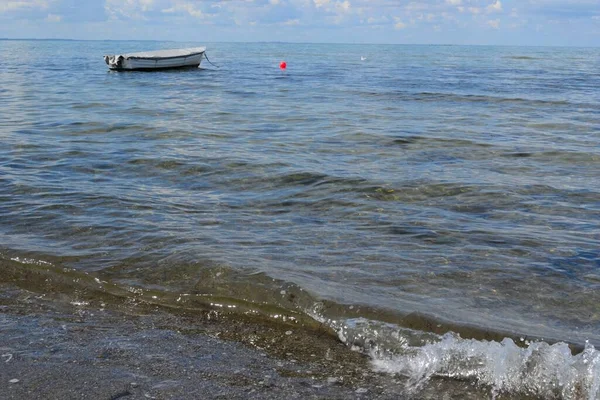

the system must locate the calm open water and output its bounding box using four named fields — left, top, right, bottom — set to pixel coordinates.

left=1, top=40, right=600, bottom=398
